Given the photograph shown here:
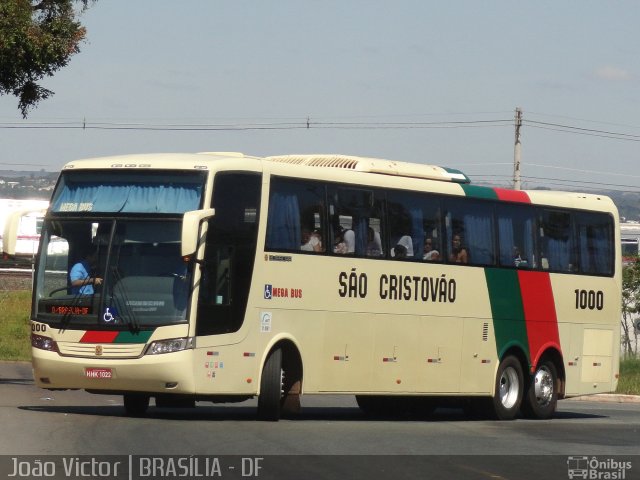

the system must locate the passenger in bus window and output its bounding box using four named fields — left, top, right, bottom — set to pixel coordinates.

left=343, top=228, right=355, bottom=253
left=449, top=234, right=468, bottom=263
left=423, top=238, right=440, bottom=261
left=333, top=229, right=348, bottom=254
left=513, top=246, right=528, bottom=267
left=301, top=228, right=323, bottom=252
left=392, top=235, right=413, bottom=258
left=393, top=243, right=408, bottom=259
left=69, top=250, right=102, bottom=295
left=366, top=227, right=382, bottom=257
